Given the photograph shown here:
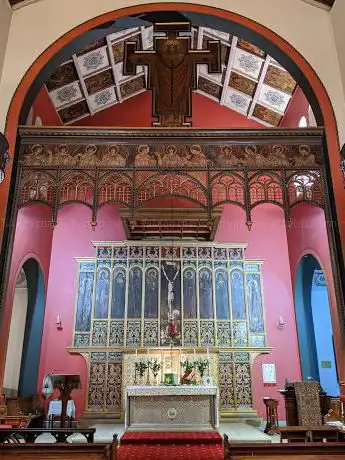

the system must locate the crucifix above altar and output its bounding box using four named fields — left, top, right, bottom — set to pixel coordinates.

left=123, top=22, right=221, bottom=127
